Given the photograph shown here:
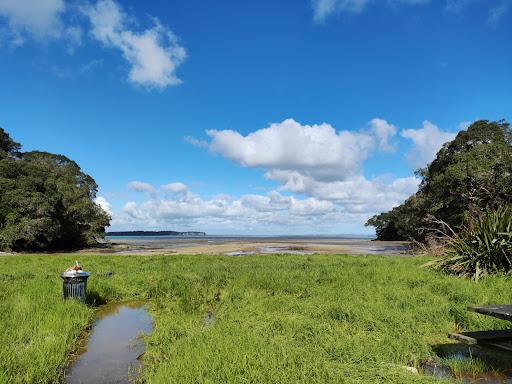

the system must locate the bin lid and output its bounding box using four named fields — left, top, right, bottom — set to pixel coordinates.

left=61, top=271, right=90, bottom=278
